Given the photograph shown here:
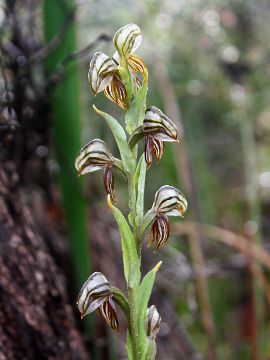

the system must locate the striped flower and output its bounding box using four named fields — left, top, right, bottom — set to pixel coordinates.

left=88, top=52, right=117, bottom=95
left=143, top=107, right=179, bottom=168
left=77, top=272, right=119, bottom=331
left=148, top=185, right=187, bottom=249
left=75, top=139, right=116, bottom=201
left=146, top=305, right=161, bottom=339
left=88, top=24, right=147, bottom=110
left=113, top=23, right=142, bottom=59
